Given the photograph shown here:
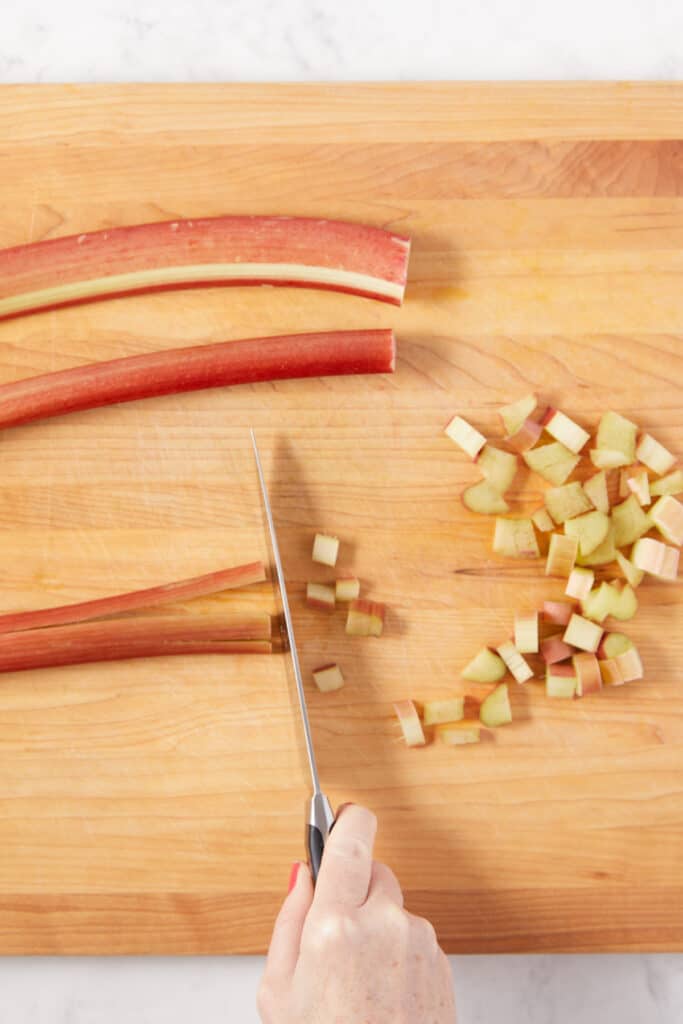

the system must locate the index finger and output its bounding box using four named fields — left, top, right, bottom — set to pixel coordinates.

left=313, top=805, right=377, bottom=909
